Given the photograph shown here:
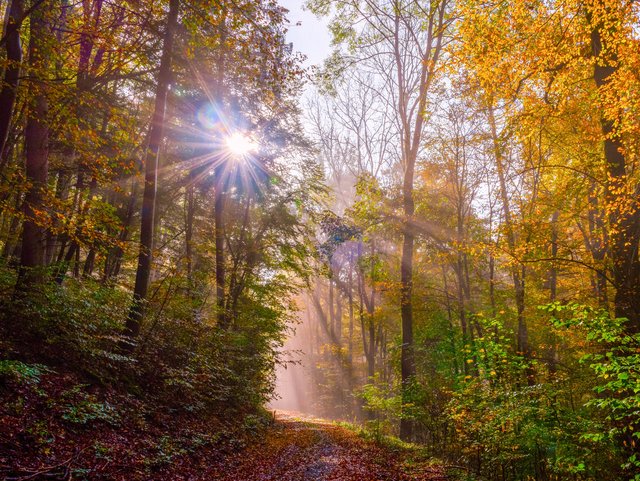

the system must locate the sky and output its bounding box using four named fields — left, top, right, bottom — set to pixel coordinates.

left=279, top=0, right=332, bottom=67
